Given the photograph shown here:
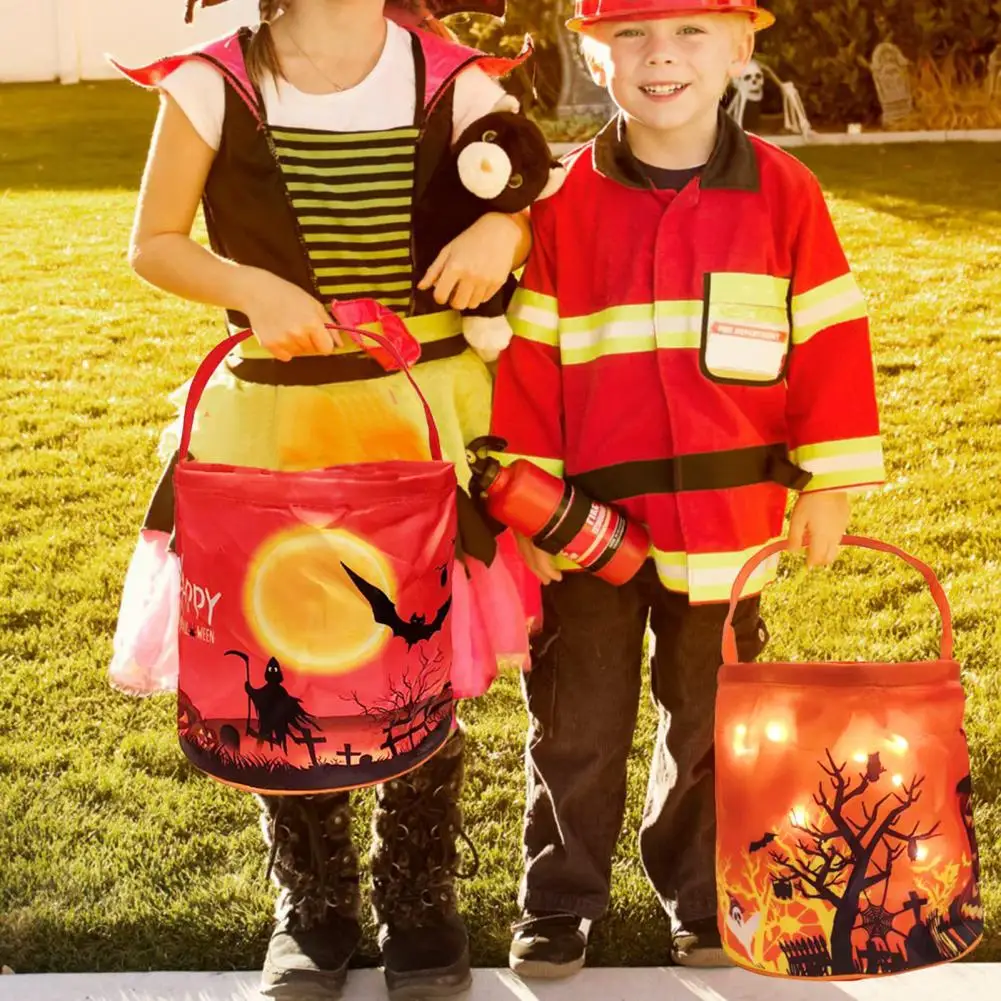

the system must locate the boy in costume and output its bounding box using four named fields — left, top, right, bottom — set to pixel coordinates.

left=492, top=0, right=885, bottom=975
